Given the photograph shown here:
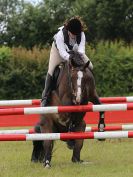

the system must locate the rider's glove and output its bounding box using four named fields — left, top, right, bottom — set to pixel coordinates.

left=89, top=61, right=93, bottom=70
